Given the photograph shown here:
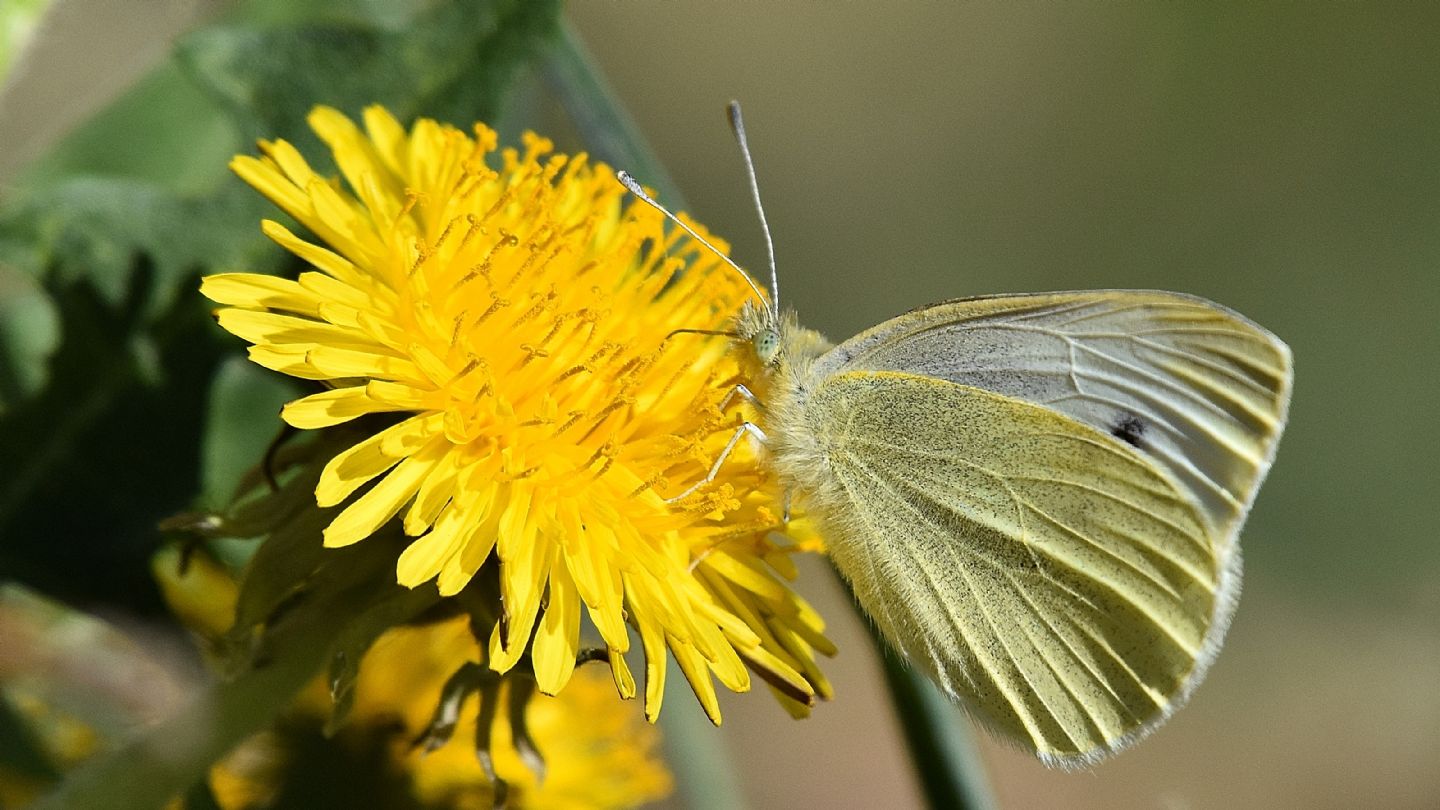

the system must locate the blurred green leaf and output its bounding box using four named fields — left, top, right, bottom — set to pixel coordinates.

left=219, top=450, right=338, bottom=660
left=0, top=258, right=58, bottom=407
left=176, top=0, right=560, bottom=152
left=29, top=529, right=405, bottom=810
left=324, top=582, right=442, bottom=736
left=875, top=643, right=997, bottom=810
left=1, top=177, right=275, bottom=318
left=201, top=357, right=298, bottom=509
left=18, top=62, right=241, bottom=194
left=0, top=0, right=561, bottom=618
left=544, top=20, right=680, bottom=205
left=0, top=271, right=228, bottom=613
left=229, top=0, right=438, bottom=31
